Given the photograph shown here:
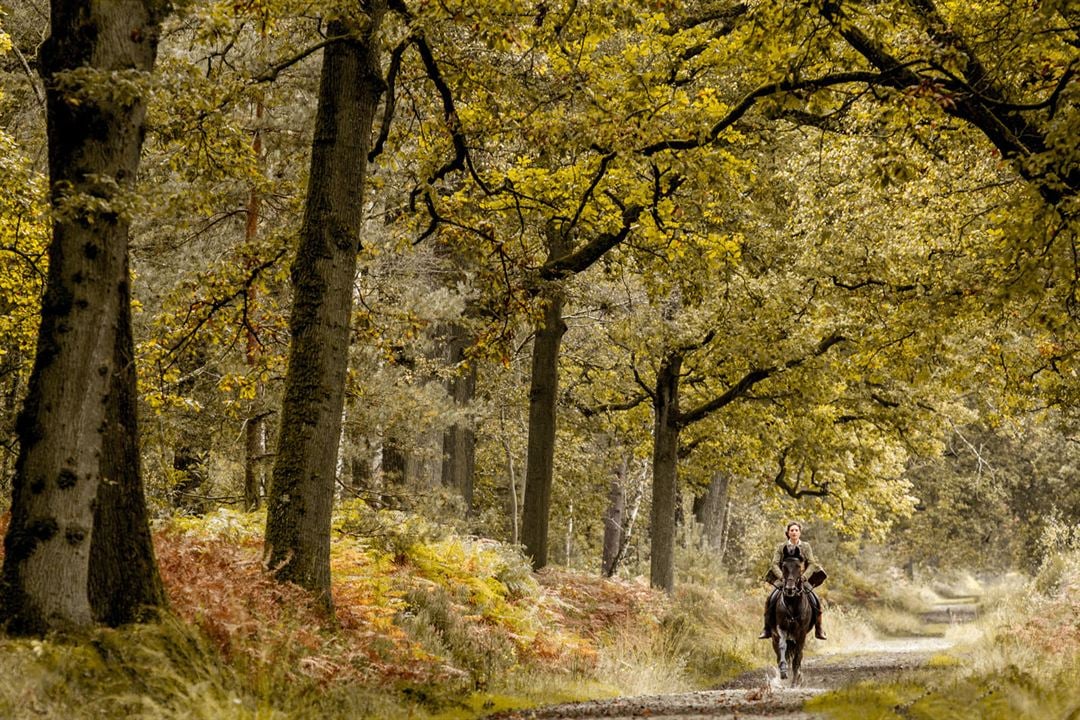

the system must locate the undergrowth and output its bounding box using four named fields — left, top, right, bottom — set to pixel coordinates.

left=0, top=505, right=762, bottom=719
left=808, top=552, right=1080, bottom=720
